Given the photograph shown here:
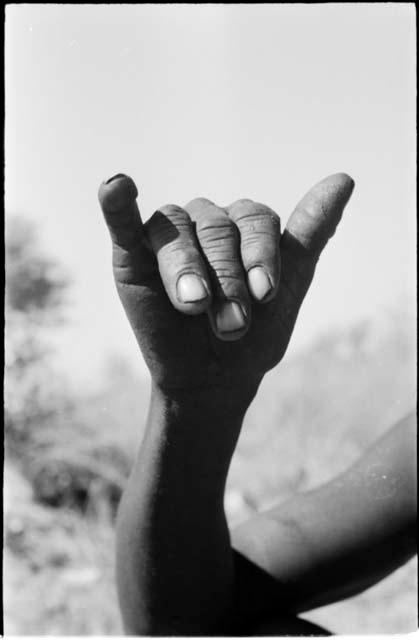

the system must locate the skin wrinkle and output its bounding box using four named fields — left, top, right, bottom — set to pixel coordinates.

left=197, top=216, right=234, bottom=228
left=231, top=211, right=280, bottom=253
left=241, top=233, right=278, bottom=251
left=157, top=243, right=203, bottom=259
left=240, top=222, right=278, bottom=234
left=208, top=271, right=244, bottom=284
left=198, top=226, right=238, bottom=242
left=148, top=218, right=190, bottom=234
left=204, top=257, right=241, bottom=269
left=156, top=204, right=190, bottom=218
left=199, top=232, right=238, bottom=246
left=233, top=211, right=279, bottom=226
